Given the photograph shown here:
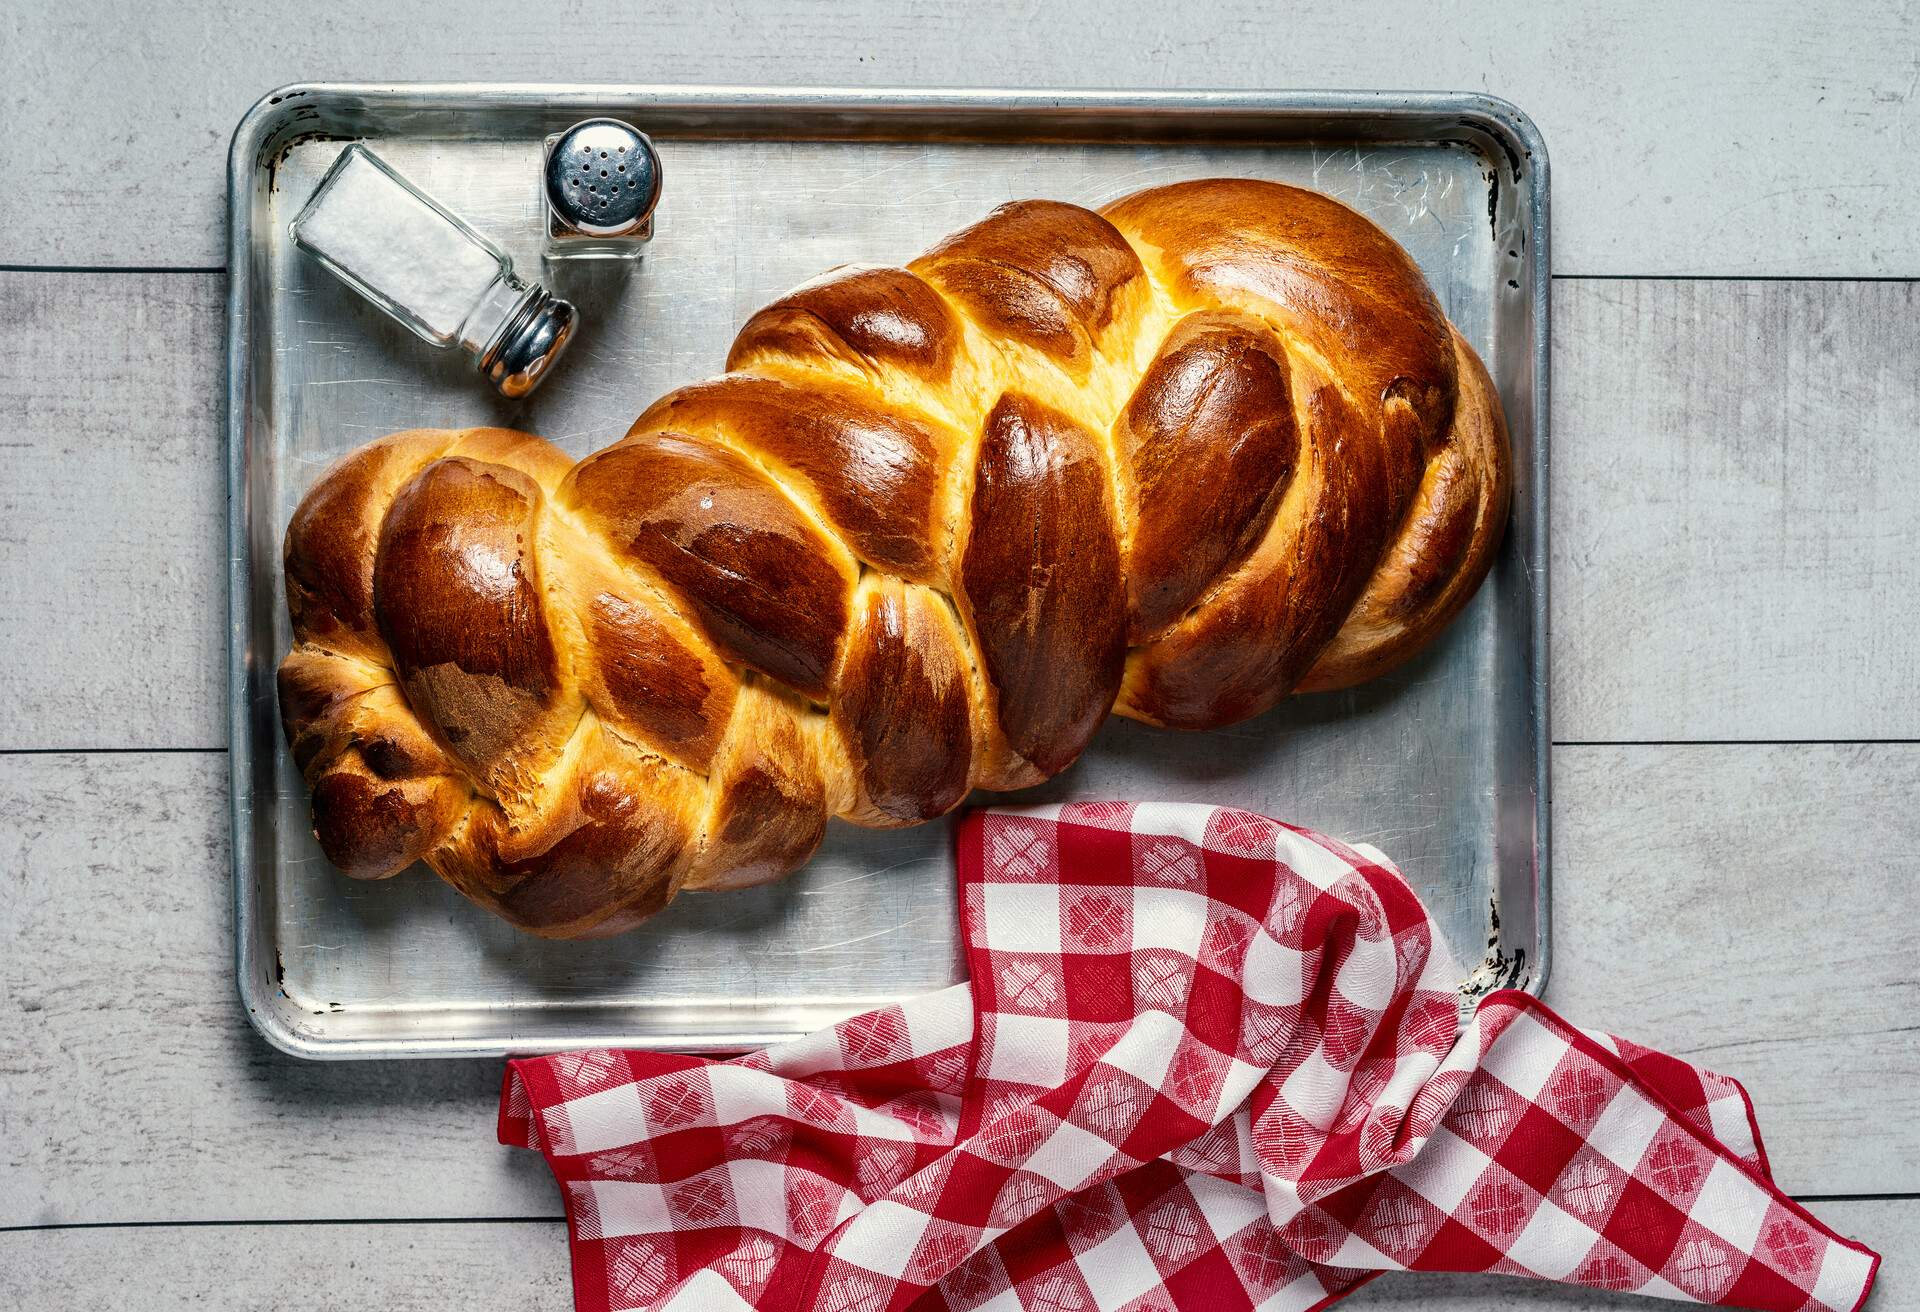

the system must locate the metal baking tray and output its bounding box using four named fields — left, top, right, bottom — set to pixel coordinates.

left=228, top=85, right=1549, bottom=1059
